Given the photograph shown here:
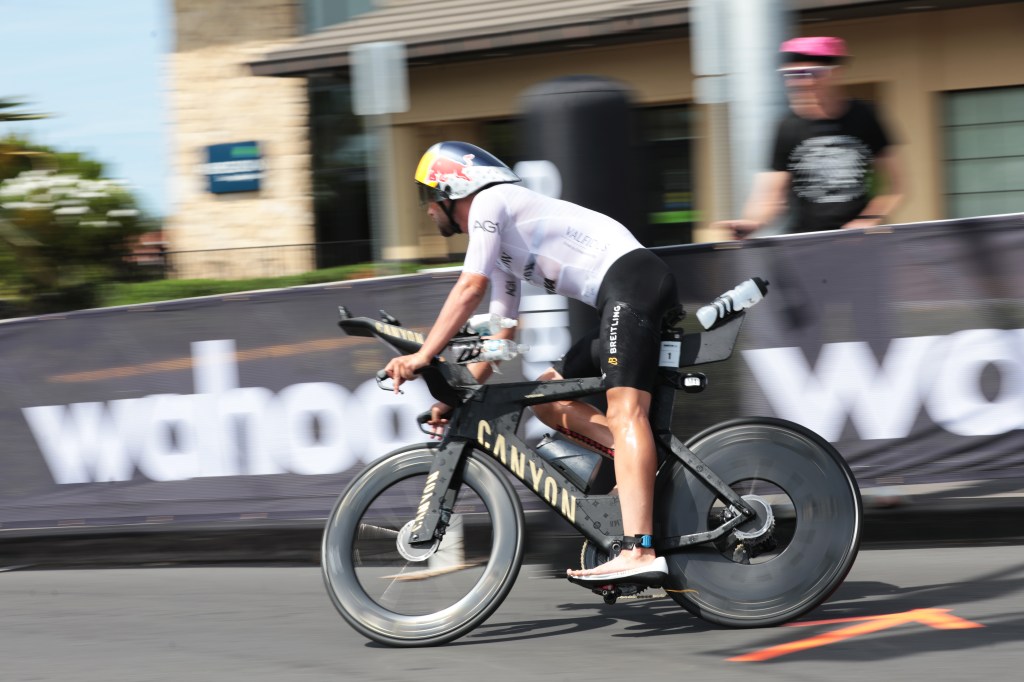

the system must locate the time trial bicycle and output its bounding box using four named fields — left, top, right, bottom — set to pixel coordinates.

left=321, top=280, right=862, bottom=646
